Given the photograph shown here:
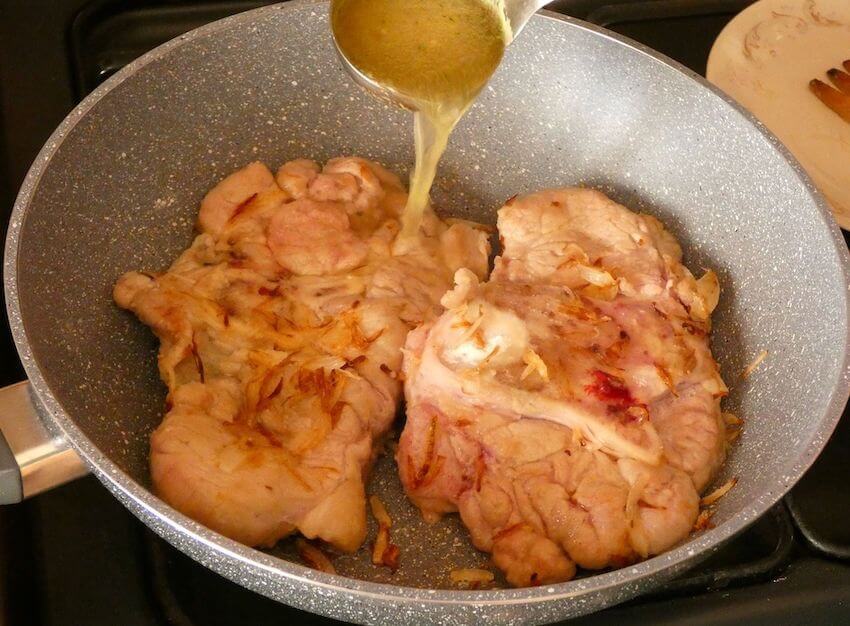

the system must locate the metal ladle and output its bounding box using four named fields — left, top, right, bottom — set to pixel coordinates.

left=330, top=0, right=552, bottom=110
